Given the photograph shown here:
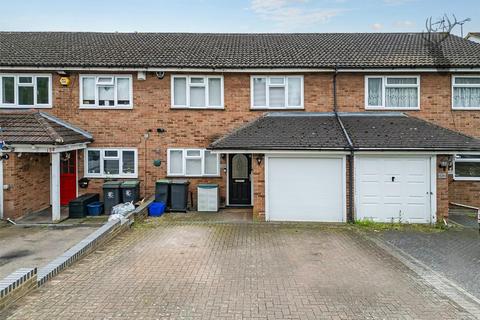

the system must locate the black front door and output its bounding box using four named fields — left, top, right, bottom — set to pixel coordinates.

left=228, top=154, right=252, bottom=205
